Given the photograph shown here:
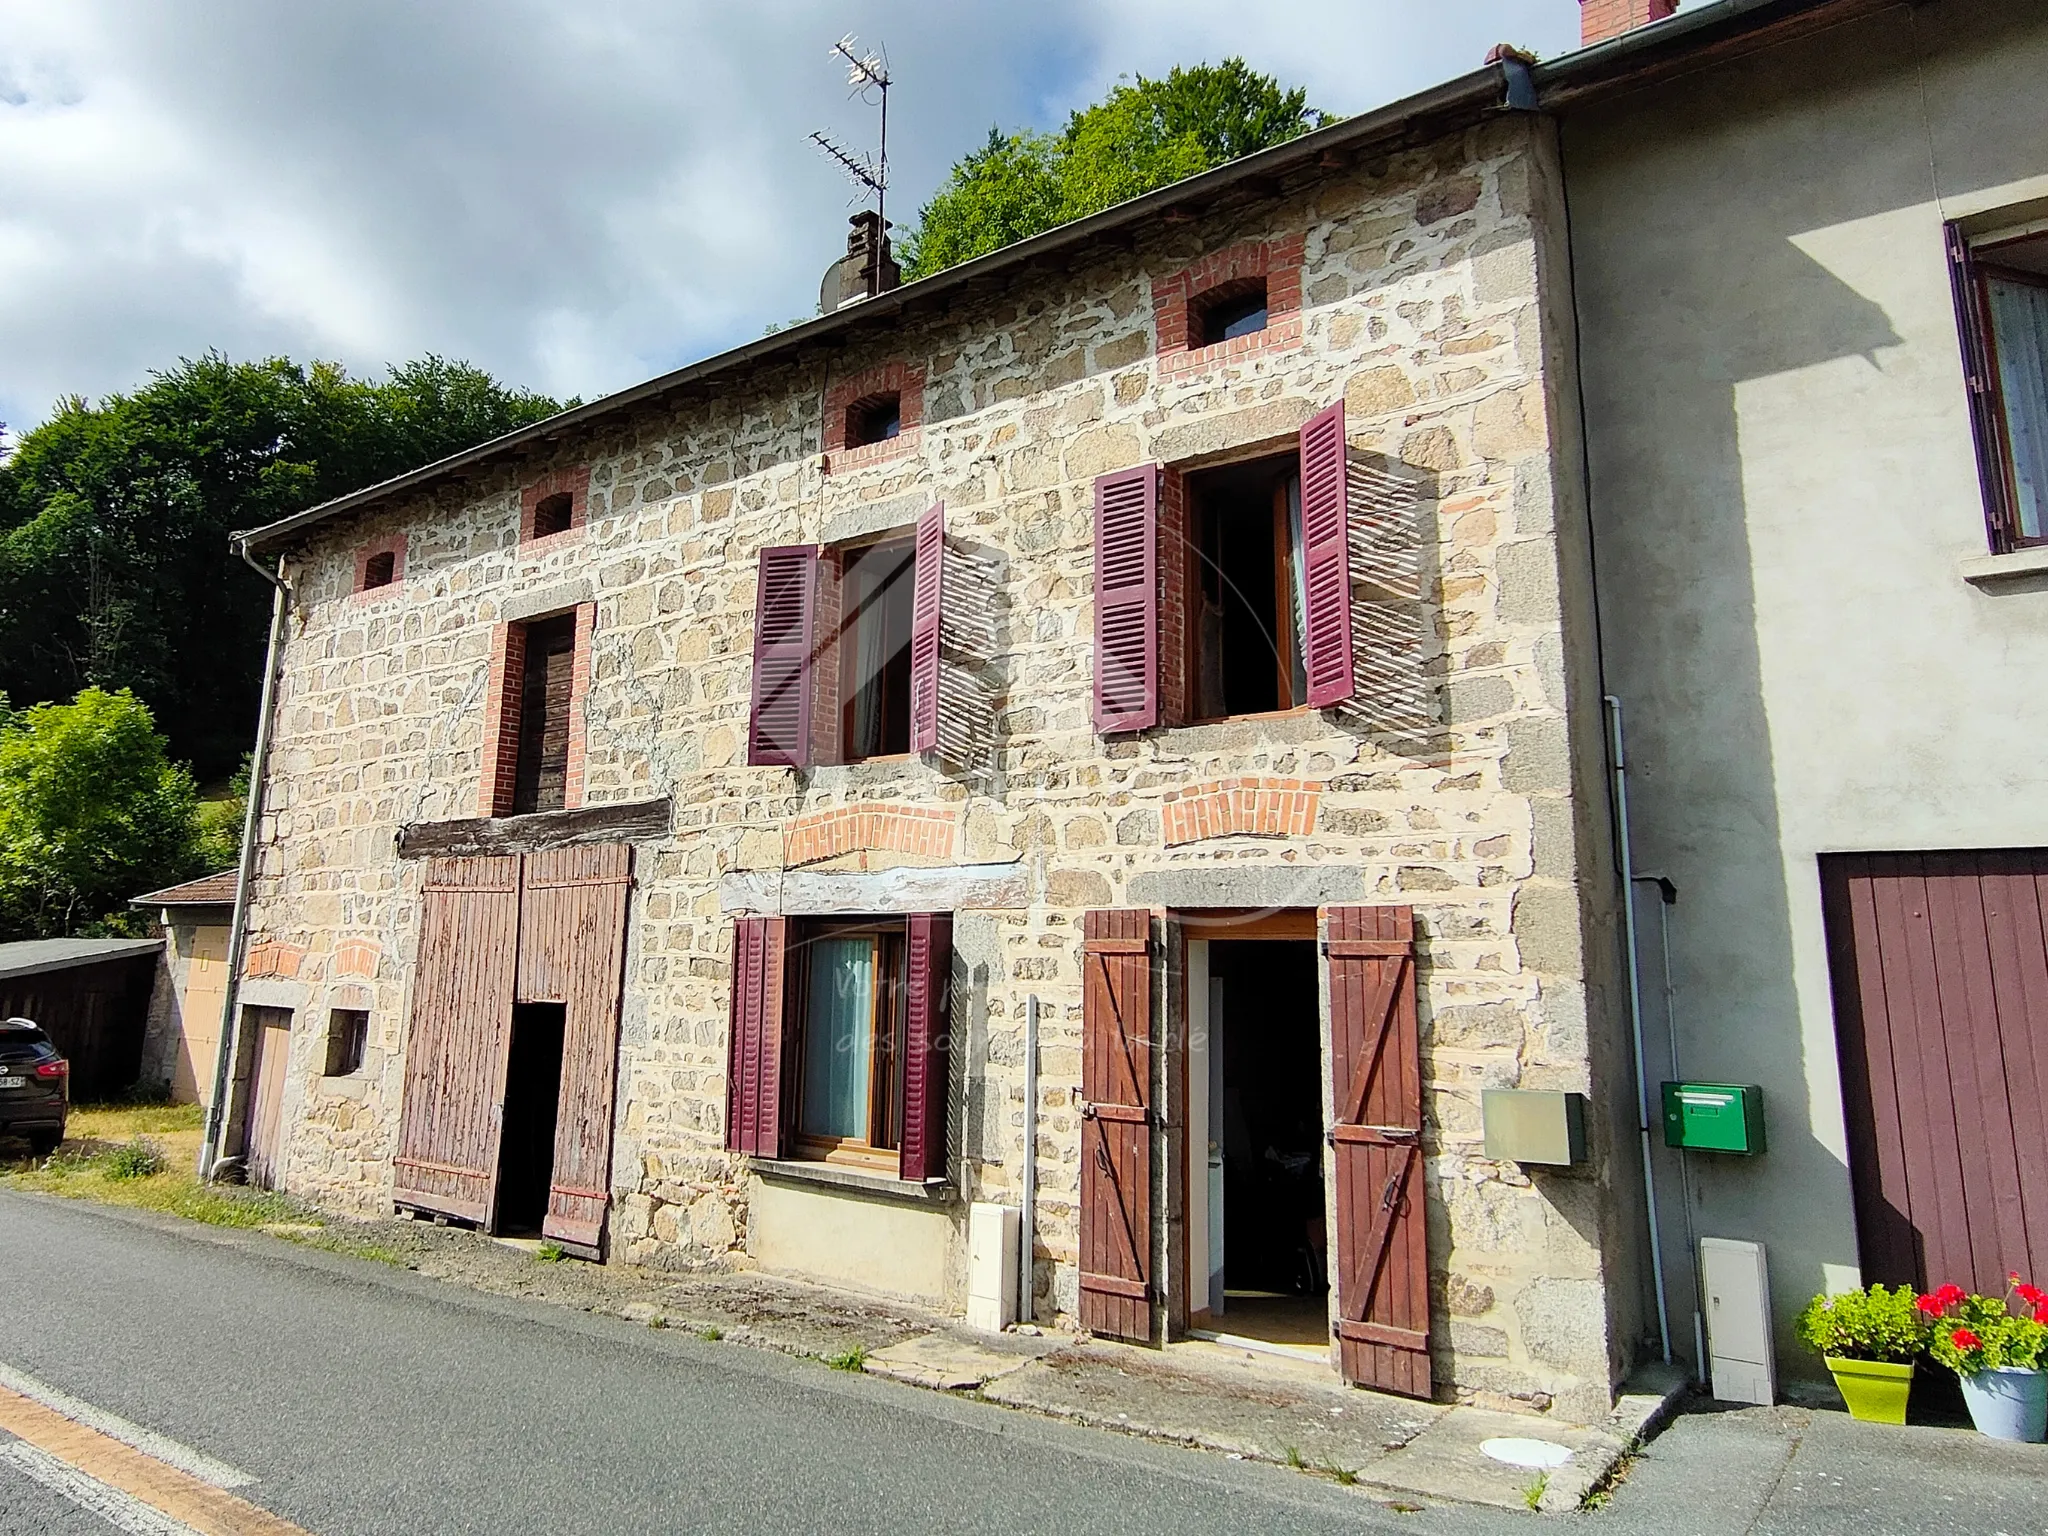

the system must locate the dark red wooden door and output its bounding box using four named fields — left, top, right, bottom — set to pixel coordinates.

left=519, top=842, right=633, bottom=1254
left=394, top=855, right=522, bottom=1224
left=1823, top=851, right=2048, bottom=1294
left=1080, top=909, right=1153, bottom=1342
left=1326, top=904, right=1430, bottom=1397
